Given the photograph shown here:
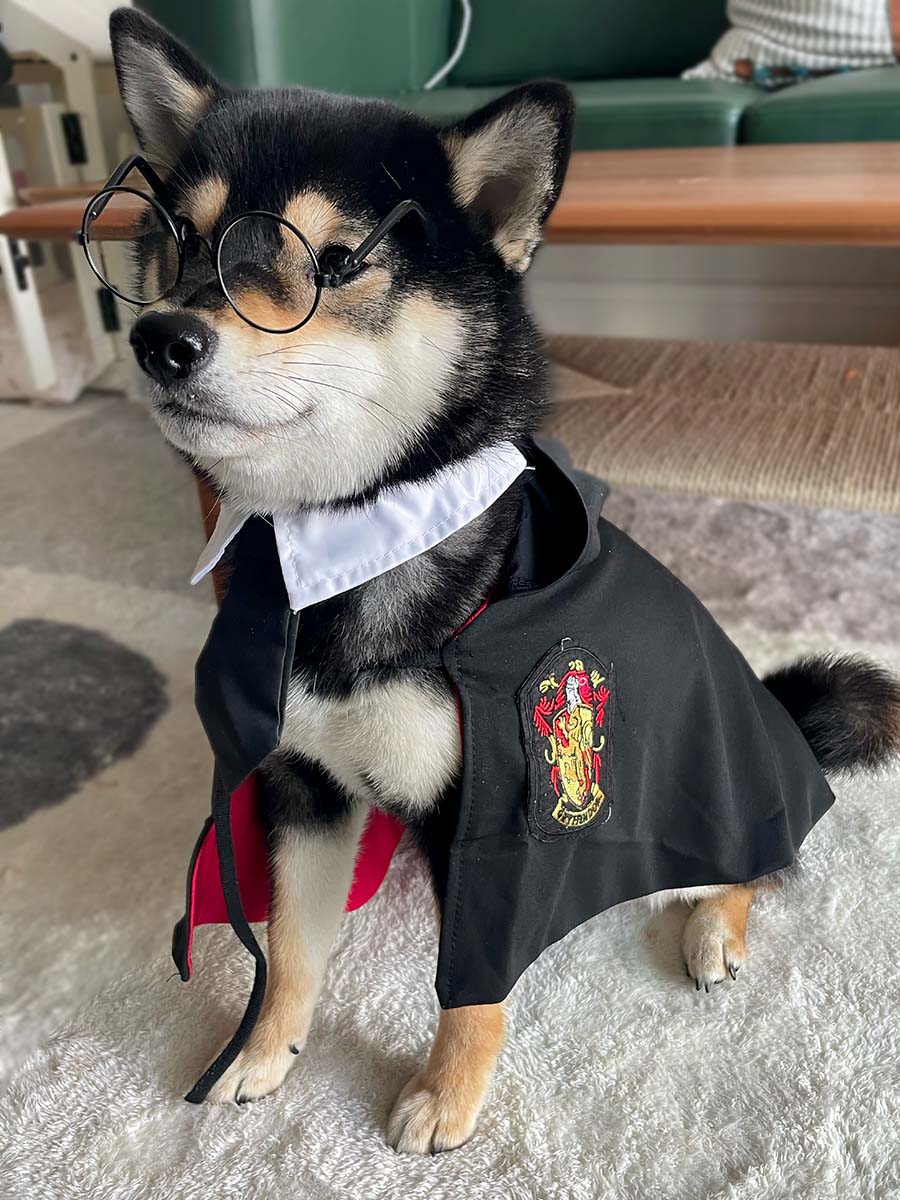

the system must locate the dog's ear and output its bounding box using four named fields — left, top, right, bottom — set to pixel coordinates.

left=109, top=8, right=220, bottom=165
left=440, top=82, right=574, bottom=272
